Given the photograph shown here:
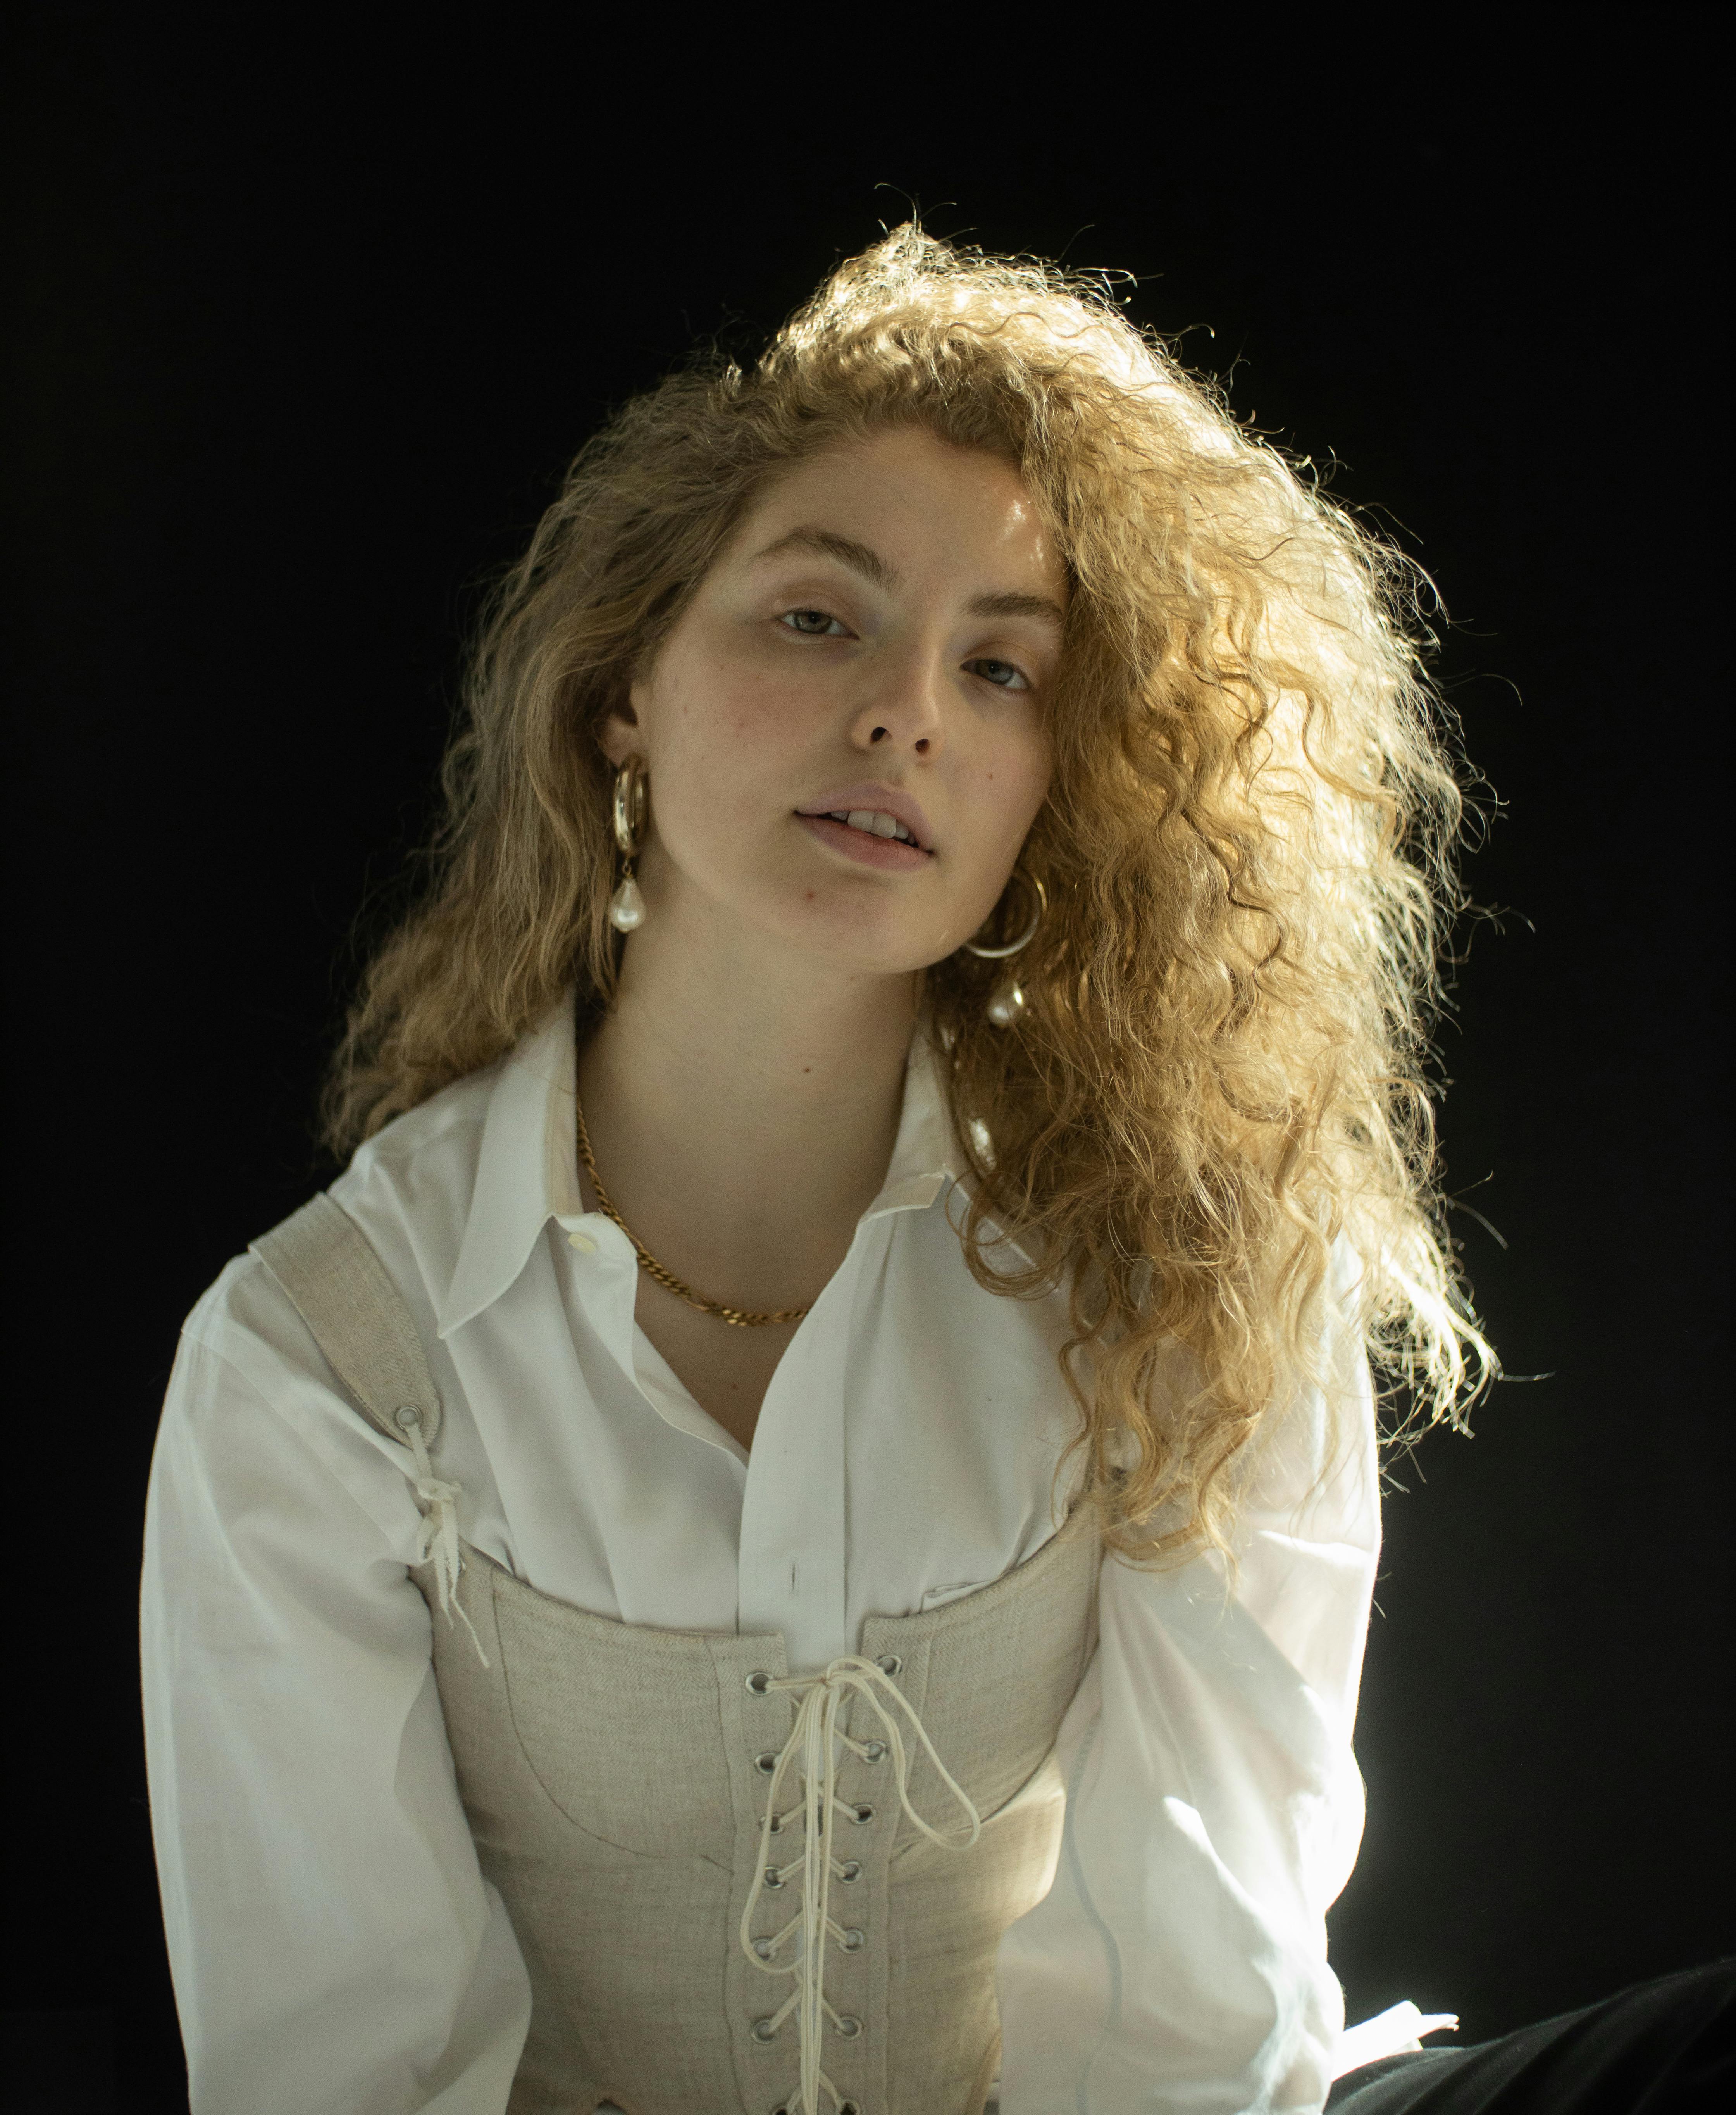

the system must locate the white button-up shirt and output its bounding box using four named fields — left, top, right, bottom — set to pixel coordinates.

left=141, top=996, right=1385, bottom=2113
